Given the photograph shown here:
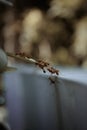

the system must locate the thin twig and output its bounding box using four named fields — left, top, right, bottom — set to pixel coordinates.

left=6, top=52, right=36, bottom=64
left=0, top=0, right=13, bottom=6
left=6, top=52, right=59, bottom=82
